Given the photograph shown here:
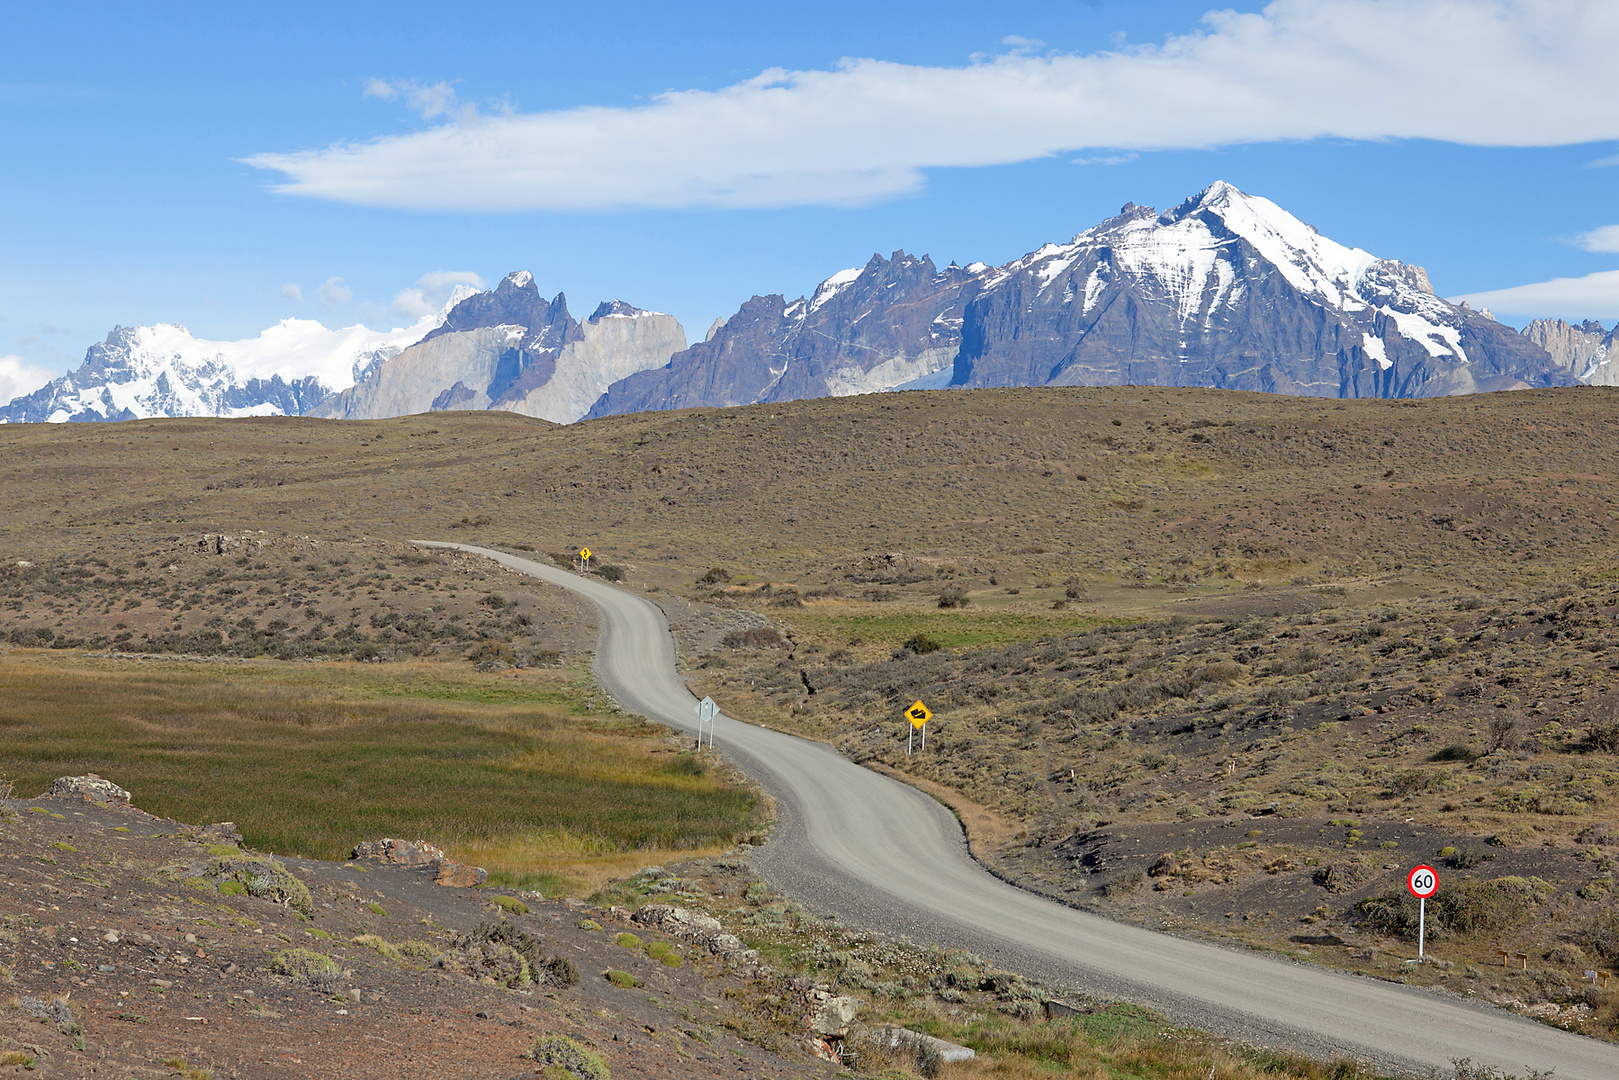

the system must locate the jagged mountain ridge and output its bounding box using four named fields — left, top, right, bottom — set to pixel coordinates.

left=594, top=181, right=1579, bottom=413
left=5, top=182, right=1611, bottom=426
left=949, top=183, right=1558, bottom=397
left=315, top=273, right=686, bottom=424
left=586, top=252, right=984, bottom=418
left=1522, top=317, right=1618, bottom=385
